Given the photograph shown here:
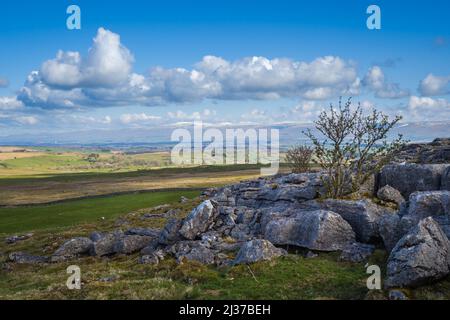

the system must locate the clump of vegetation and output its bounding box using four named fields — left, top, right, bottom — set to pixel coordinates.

left=85, top=153, right=100, bottom=163
left=304, top=97, right=405, bottom=198
left=285, top=145, right=313, bottom=173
